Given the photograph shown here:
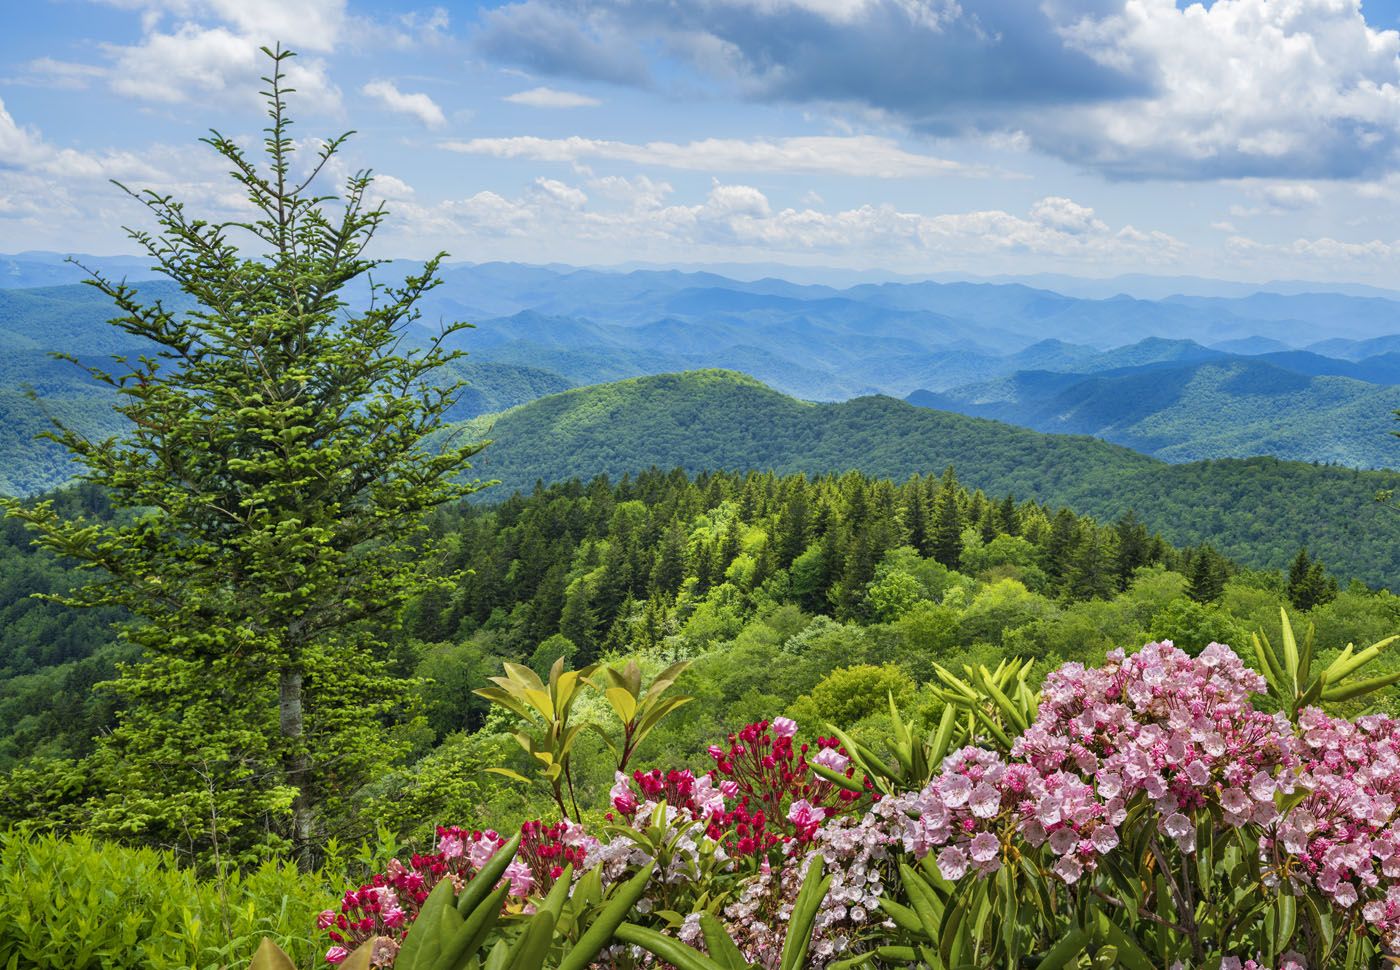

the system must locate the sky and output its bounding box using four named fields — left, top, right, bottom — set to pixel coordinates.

left=8, top=0, right=1400, bottom=282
